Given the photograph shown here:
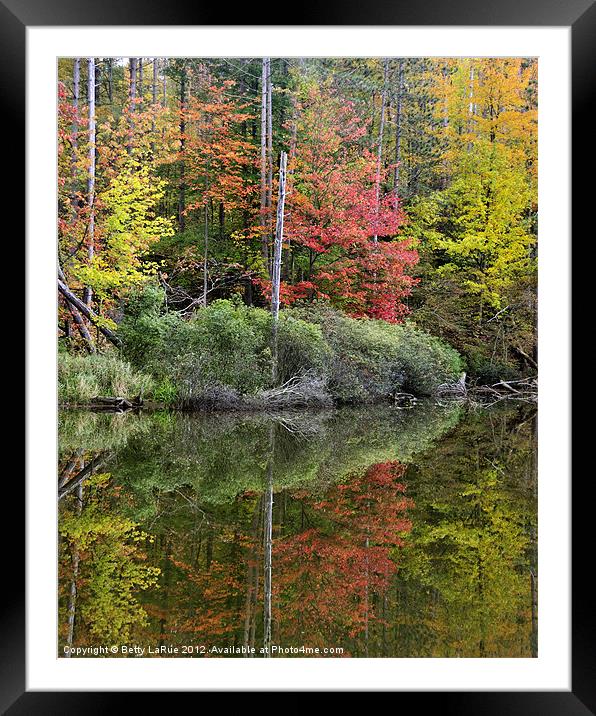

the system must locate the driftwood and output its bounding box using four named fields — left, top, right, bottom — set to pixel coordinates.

left=513, top=346, right=538, bottom=370
left=435, top=373, right=537, bottom=407
left=468, top=377, right=537, bottom=406
left=88, top=396, right=143, bottom=411
left=436, top=372, right=467, bottom=397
